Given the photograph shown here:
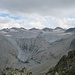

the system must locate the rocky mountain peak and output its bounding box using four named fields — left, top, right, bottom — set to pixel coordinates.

left=42, top=27, right=53, bottom=32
